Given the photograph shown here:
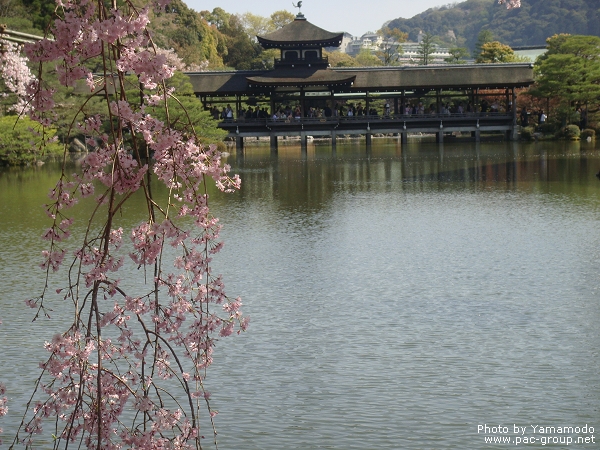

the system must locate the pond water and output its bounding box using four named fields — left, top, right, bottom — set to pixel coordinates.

left=1, top=138, right=599, bottom=449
